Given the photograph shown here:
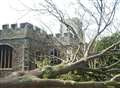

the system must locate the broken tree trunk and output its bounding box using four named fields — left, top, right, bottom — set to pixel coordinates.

left=0, top=76, right=120, bottom=88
